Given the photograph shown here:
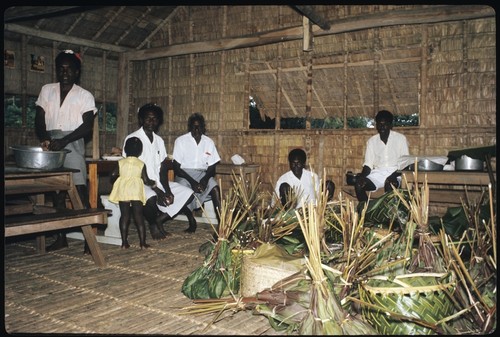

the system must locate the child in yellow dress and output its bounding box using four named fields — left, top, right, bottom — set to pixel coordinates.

left=109, top=137, right=156, bottom=249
